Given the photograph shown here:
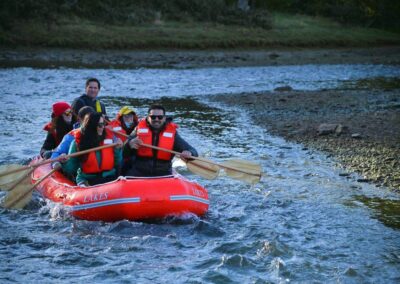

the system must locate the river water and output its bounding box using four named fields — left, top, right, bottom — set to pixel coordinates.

left=0, top=64, right=399, bottom=283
